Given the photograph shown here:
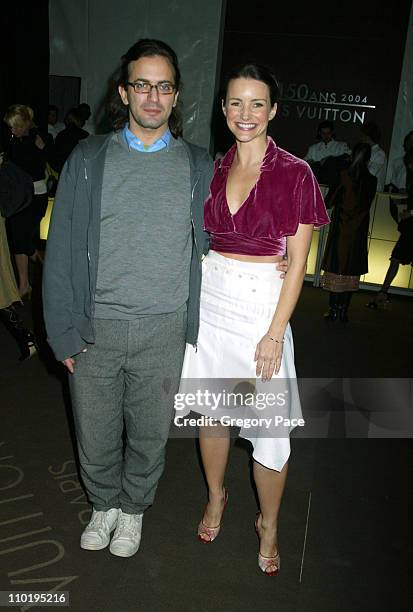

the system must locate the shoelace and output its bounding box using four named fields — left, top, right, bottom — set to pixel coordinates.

left=89, top=512, right=103, bottom=528
left=88, top=511, right=108, bottom=530
left=117, top=514, right=141, bottom=538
